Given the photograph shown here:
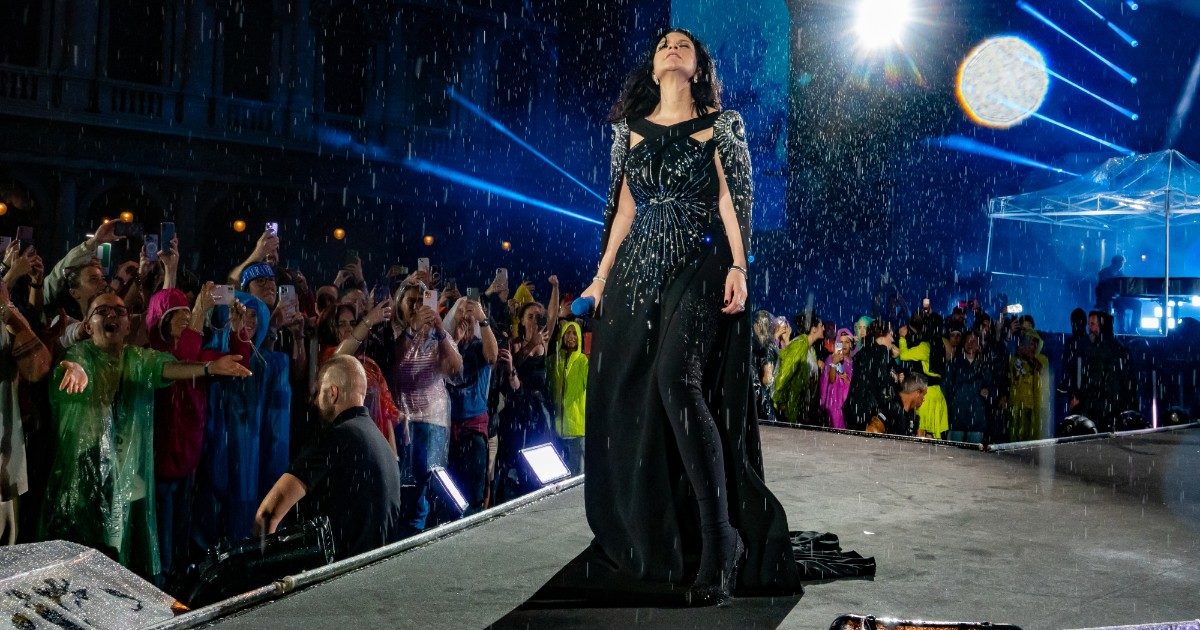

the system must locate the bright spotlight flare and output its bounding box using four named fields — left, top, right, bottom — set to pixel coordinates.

left=854, top=0, right=913, bottom=49
left=956, top=36, right=1050, bottom=129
